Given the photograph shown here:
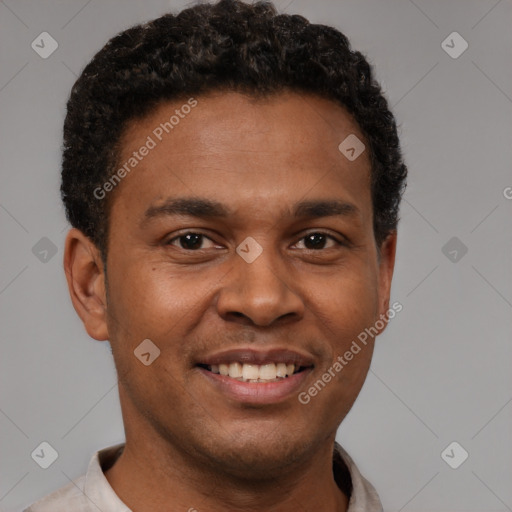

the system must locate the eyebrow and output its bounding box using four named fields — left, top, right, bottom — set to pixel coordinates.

left=142, top=197, right=360, bottom=225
